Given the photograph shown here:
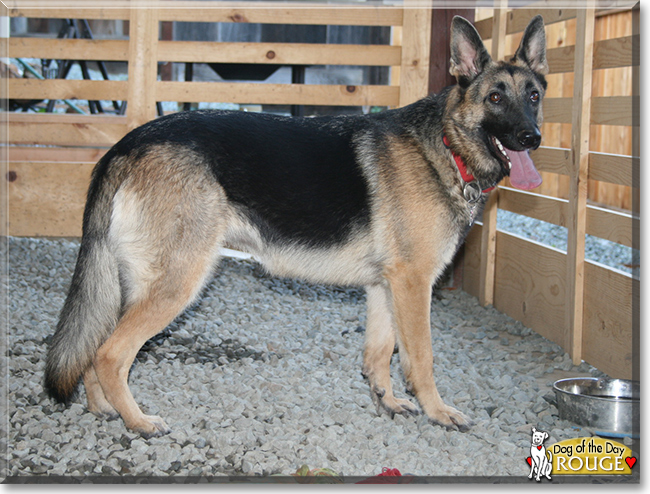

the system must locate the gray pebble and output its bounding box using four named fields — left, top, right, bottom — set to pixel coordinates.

left=5, top=237, right=616, bottom=479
